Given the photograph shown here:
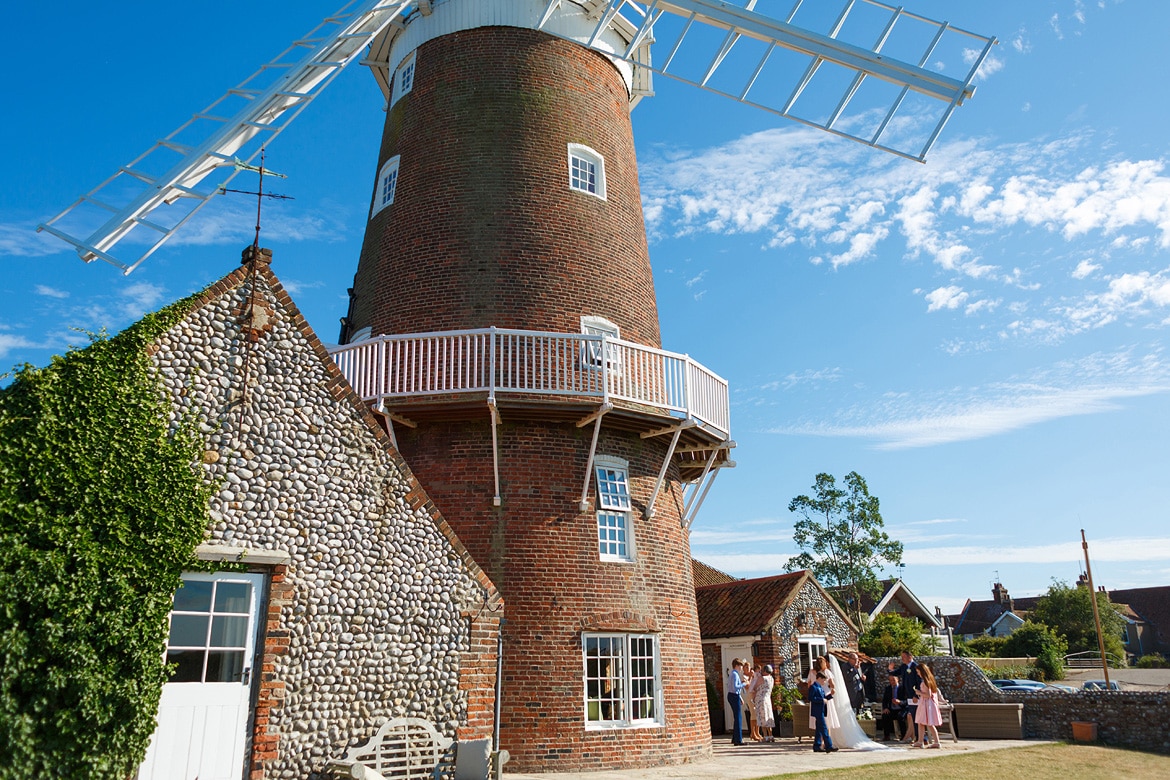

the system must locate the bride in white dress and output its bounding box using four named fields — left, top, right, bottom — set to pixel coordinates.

left=826, top=654, right=889, bottom=751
